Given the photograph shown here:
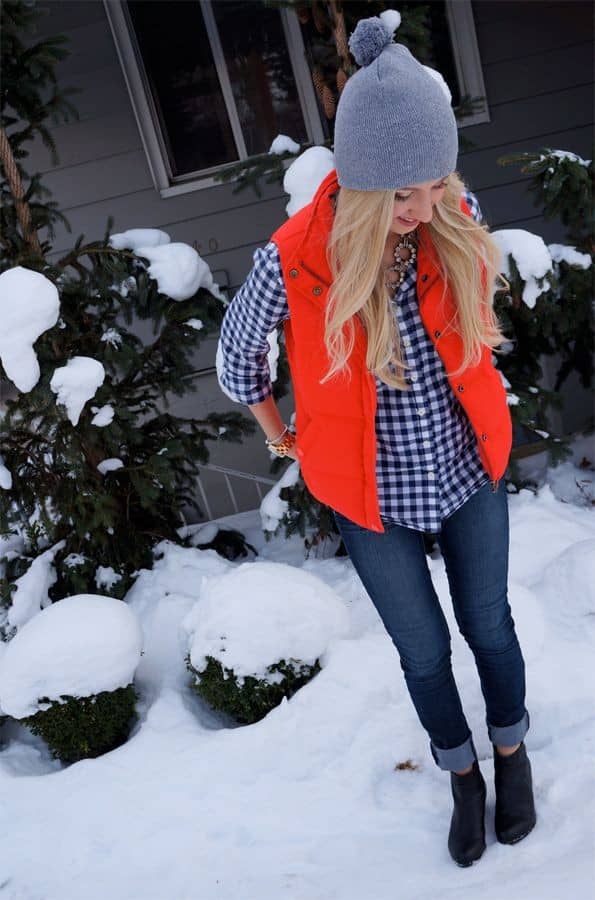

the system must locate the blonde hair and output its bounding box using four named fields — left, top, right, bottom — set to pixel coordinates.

left=322, top=171, right=510, bottom=390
